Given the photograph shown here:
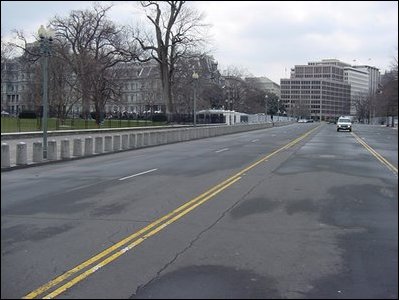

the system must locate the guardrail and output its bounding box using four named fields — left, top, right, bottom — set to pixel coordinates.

left=1, top=122, right=291, bottom=170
